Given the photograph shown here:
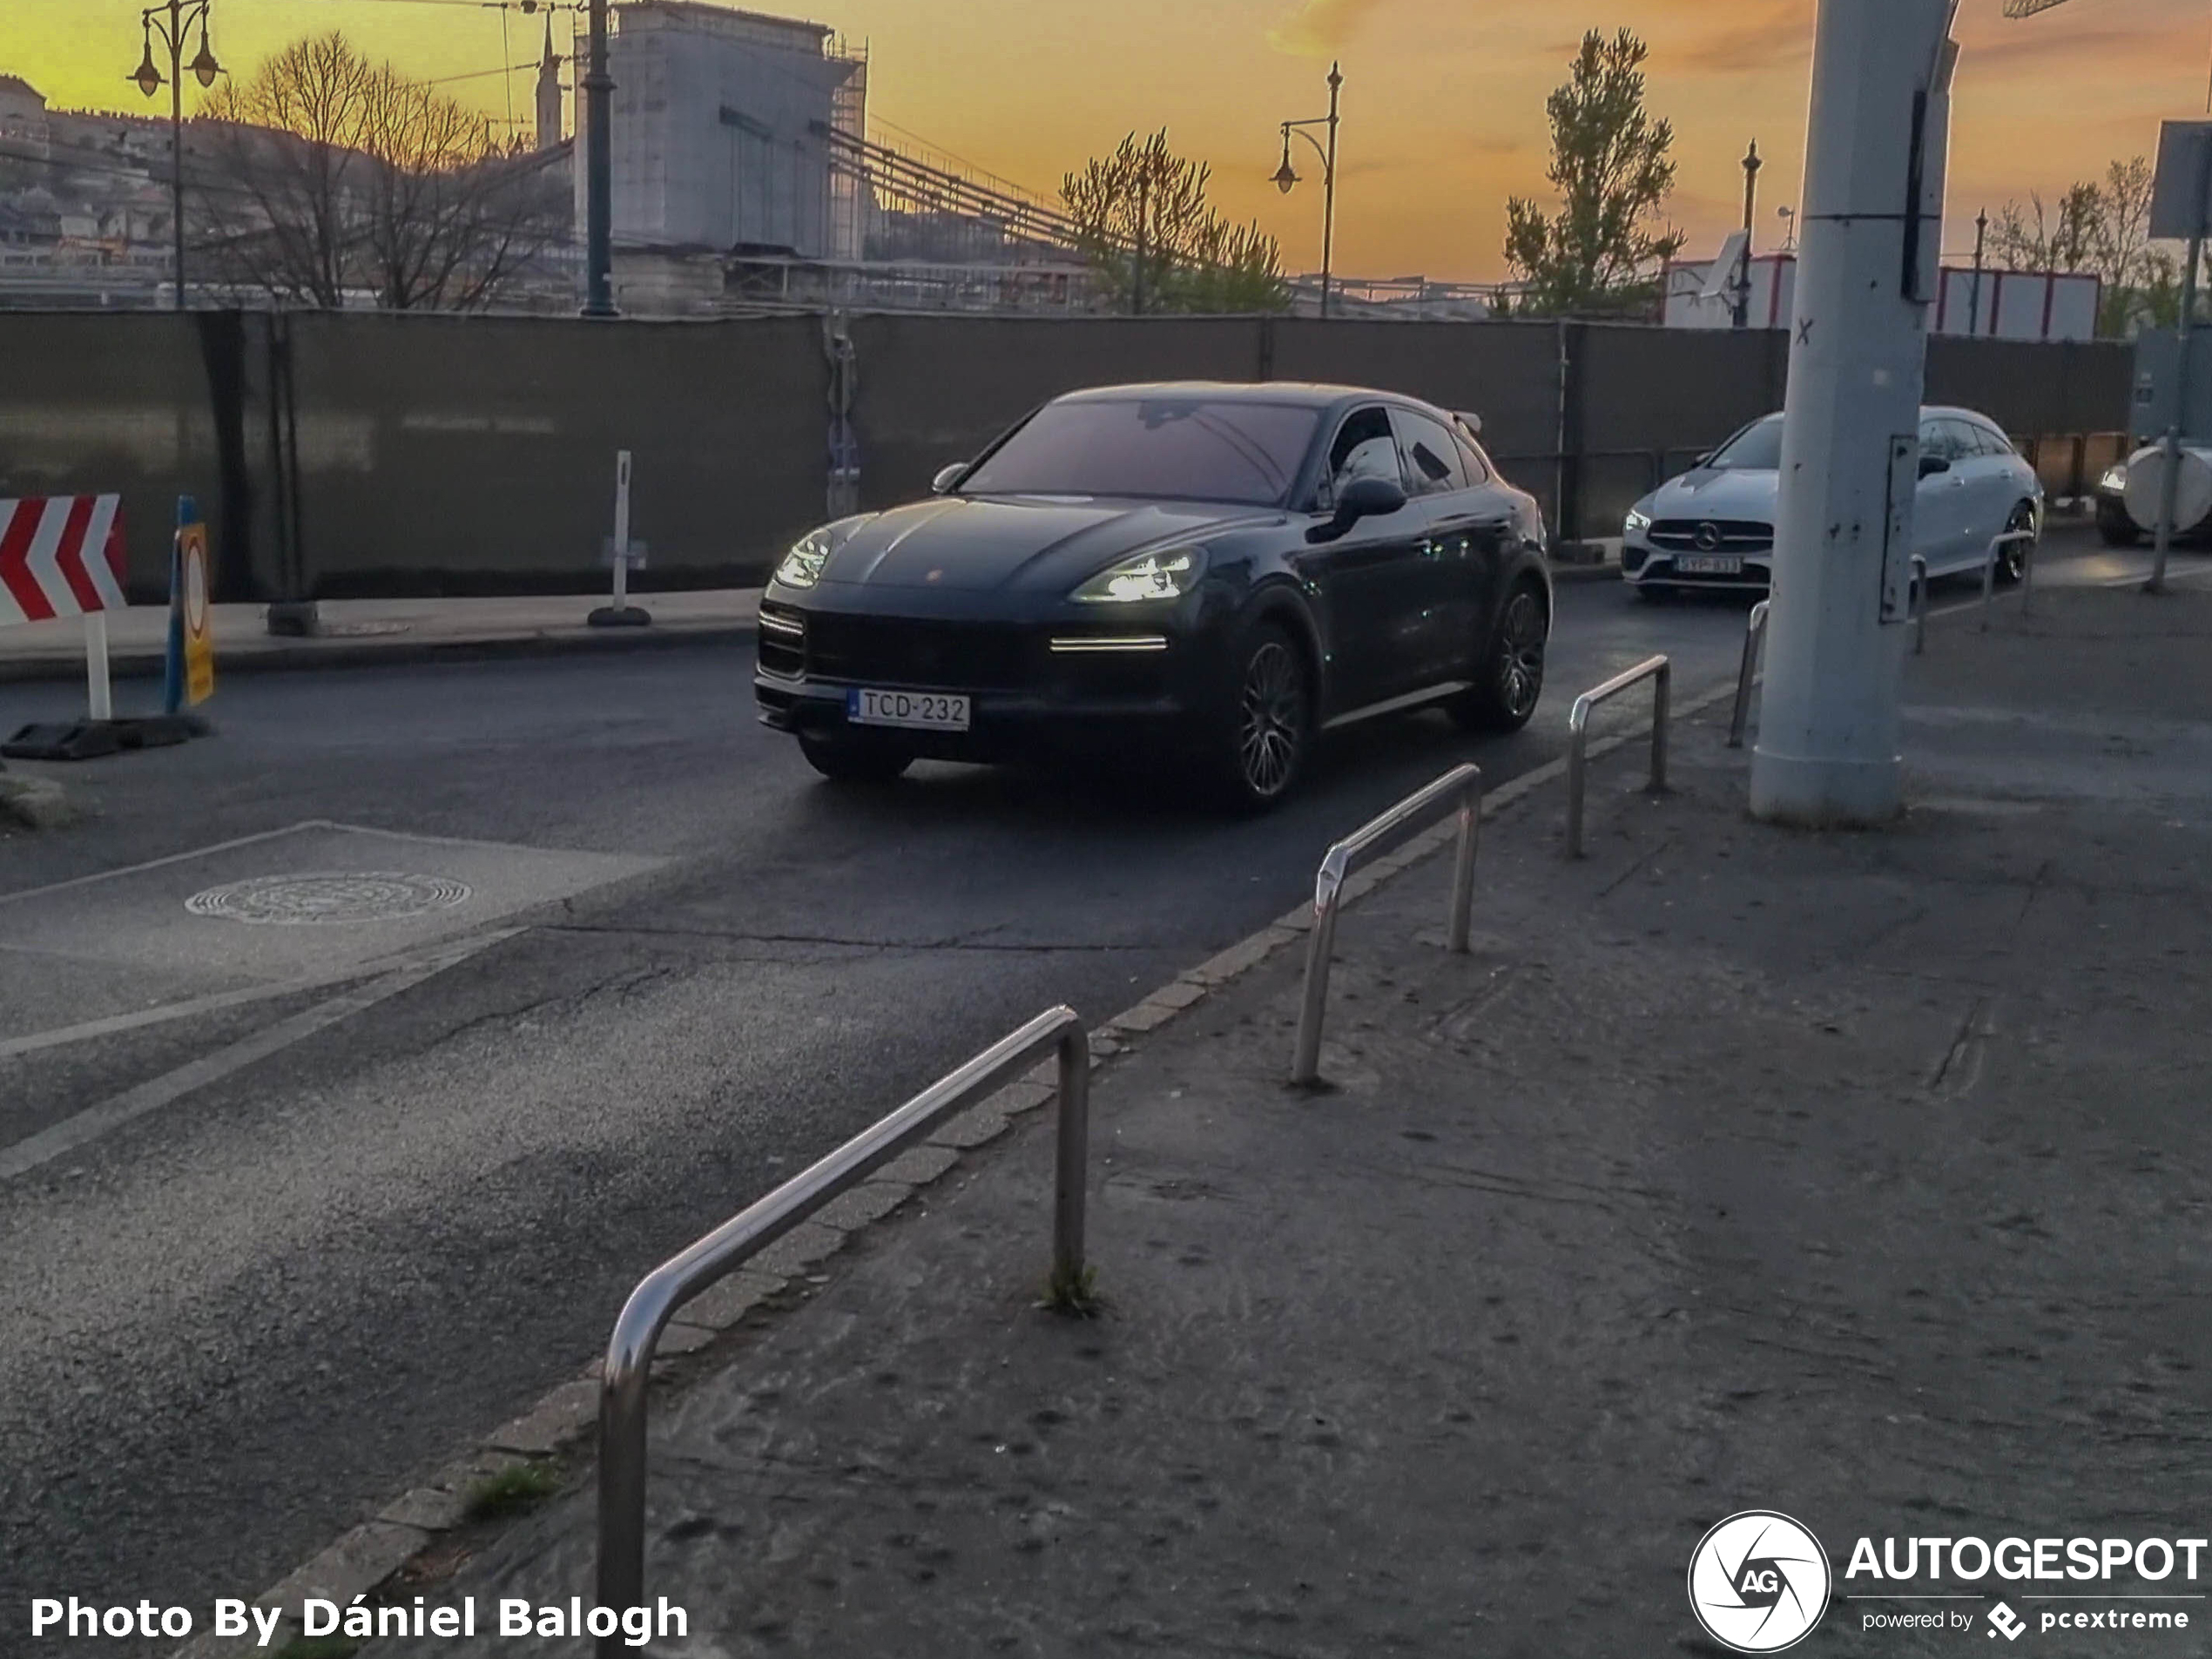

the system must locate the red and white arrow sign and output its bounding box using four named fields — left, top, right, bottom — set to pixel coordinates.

left=0, top=496, right=128, bottom=628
